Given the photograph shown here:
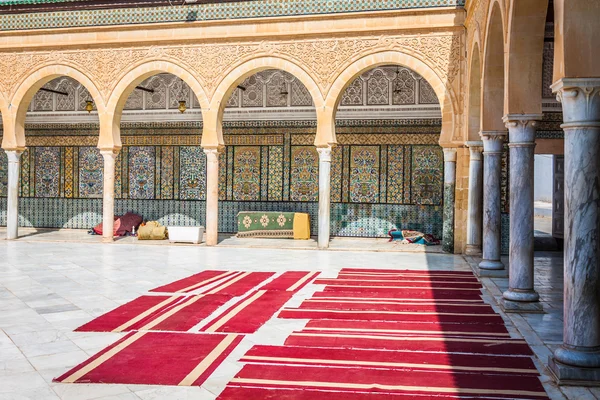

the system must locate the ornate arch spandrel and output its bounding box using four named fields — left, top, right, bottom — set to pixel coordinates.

left=5, top=63, right=105, bottom=150
left=324, top=49, right=460, bottom=145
